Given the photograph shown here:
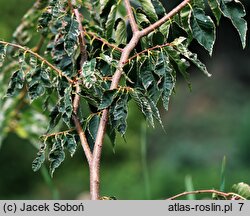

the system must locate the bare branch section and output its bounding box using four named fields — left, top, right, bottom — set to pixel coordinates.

left=124, top=0, right=139, bottom=33
left=0, top=40, right=74, bottom=83
left=166, top=190, right=246, bottom=200
left=90, top=0, right=192, bottom=200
